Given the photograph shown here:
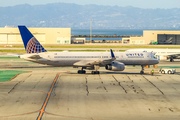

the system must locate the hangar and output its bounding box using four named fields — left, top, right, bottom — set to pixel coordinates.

left=0, top=26, right=71, bottom=45
left=1, top=27, right=180, bottom=45
left=129, top=30, right=180, bottom=45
